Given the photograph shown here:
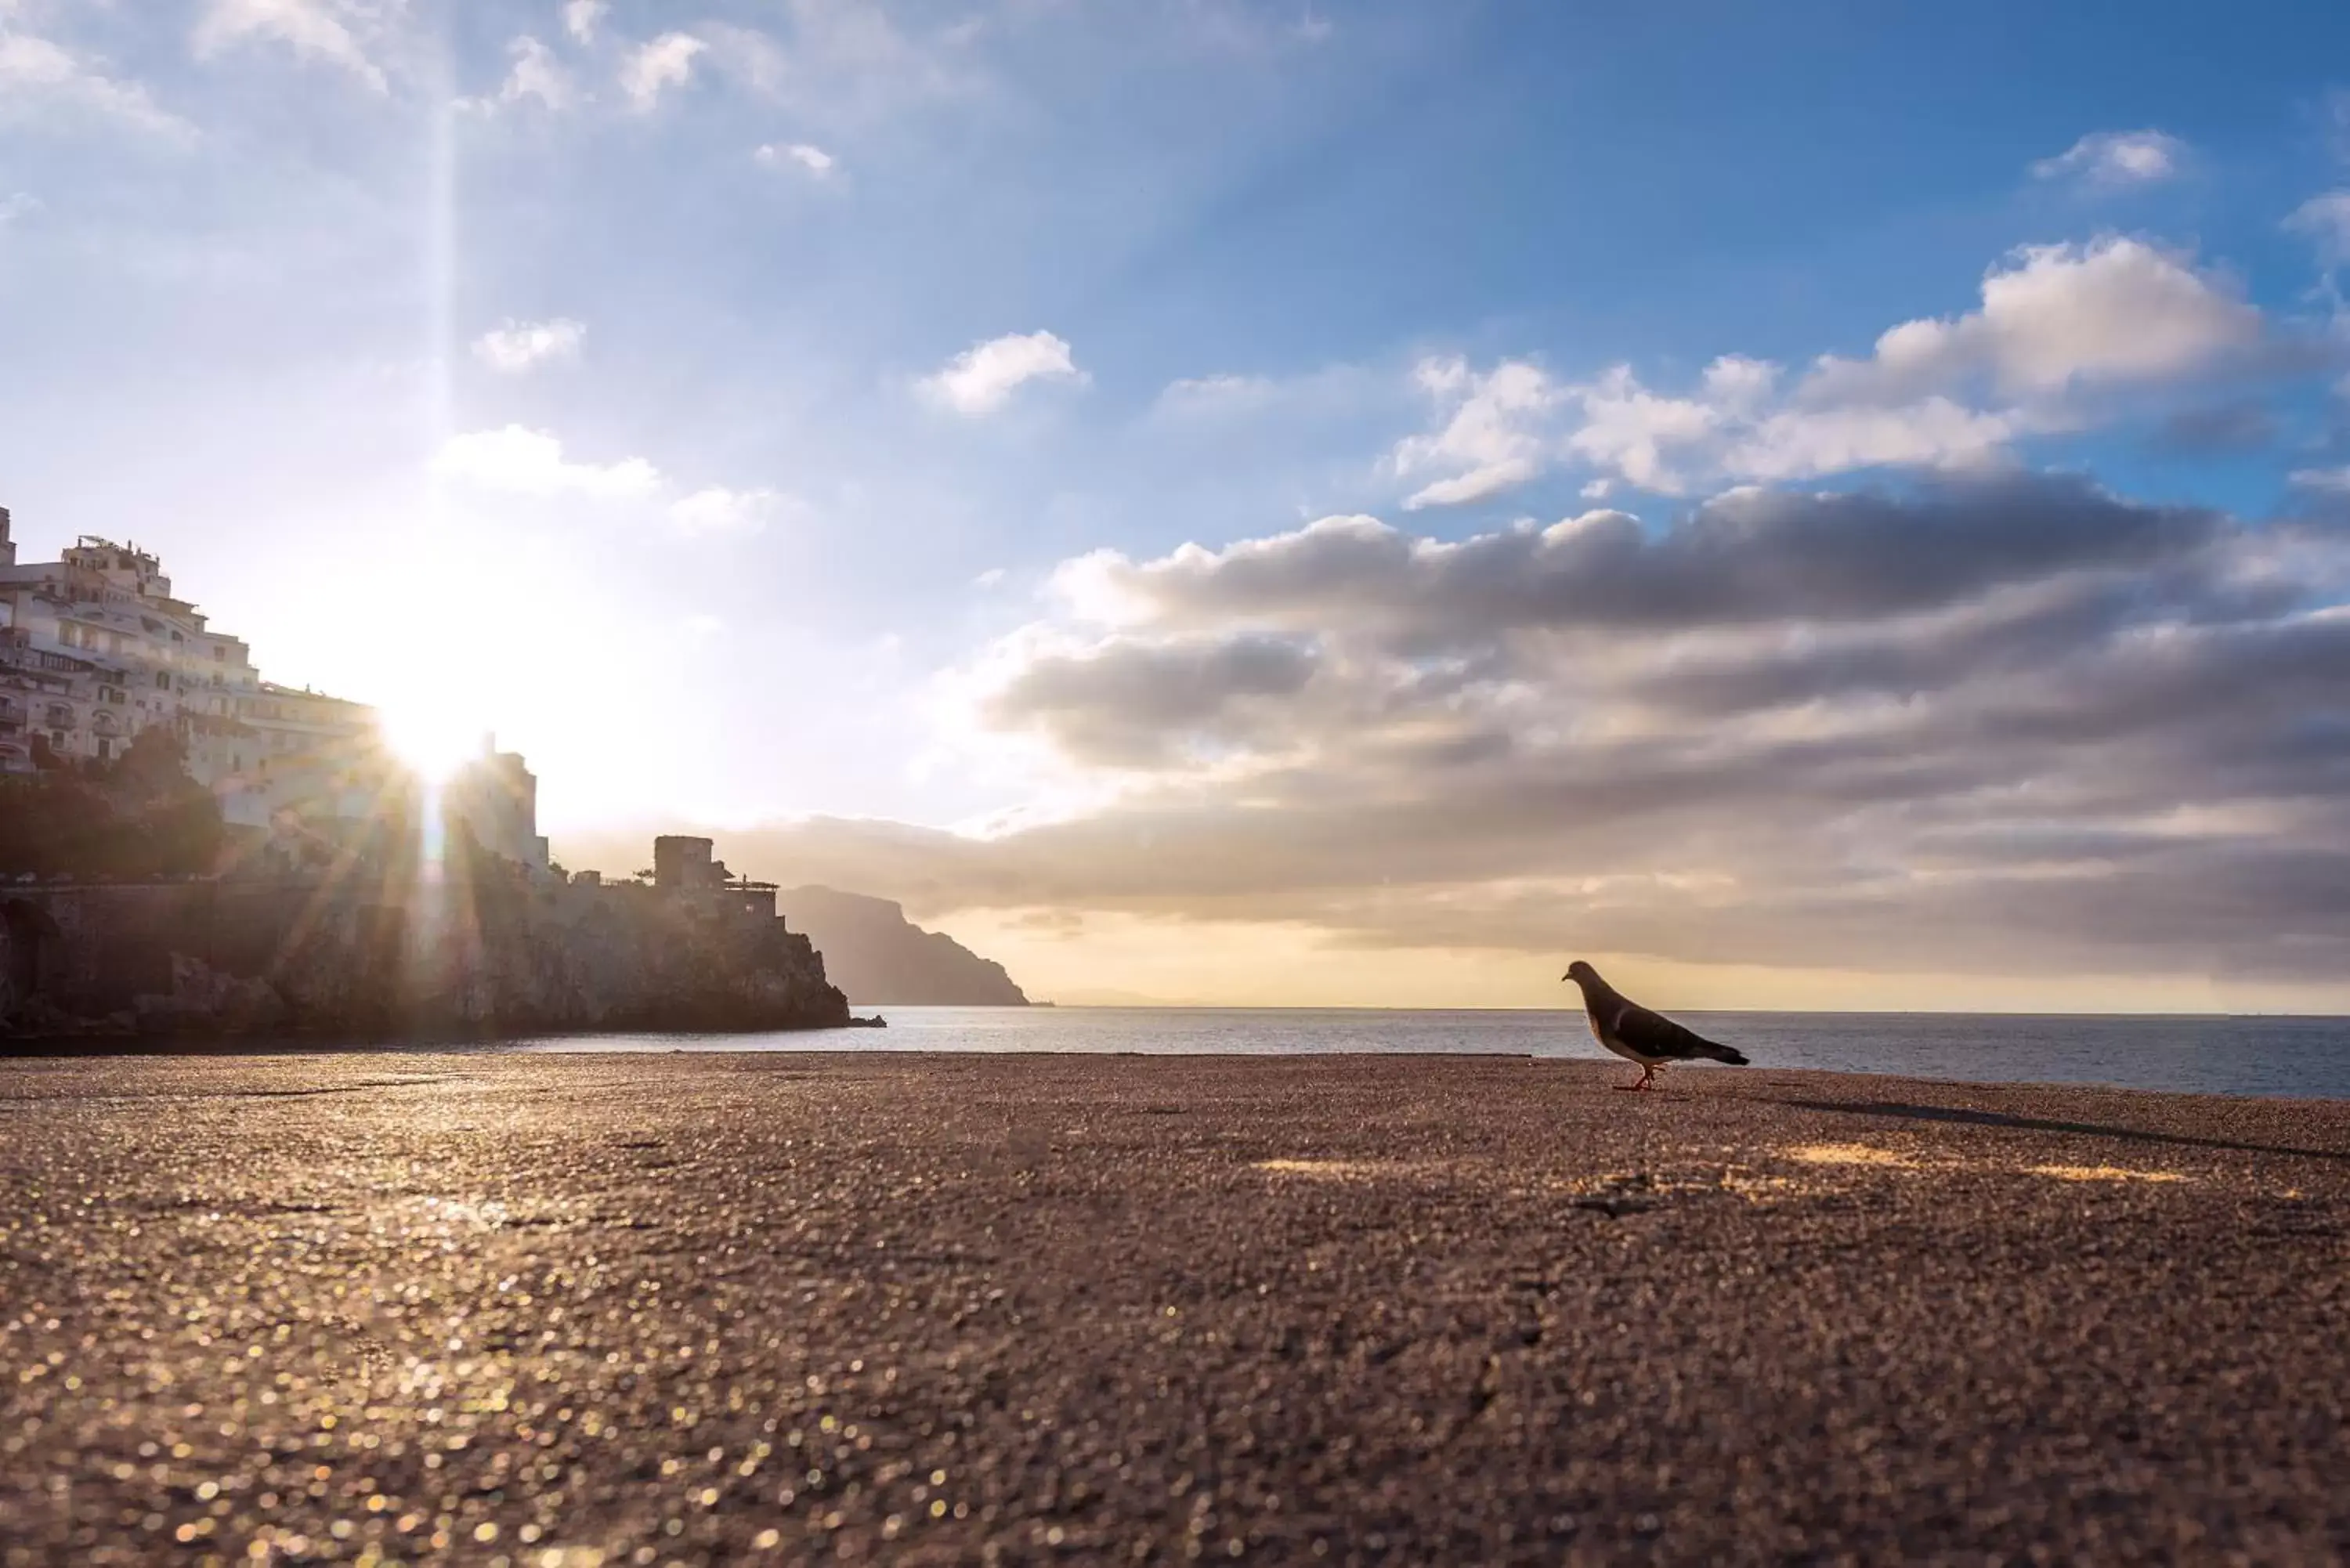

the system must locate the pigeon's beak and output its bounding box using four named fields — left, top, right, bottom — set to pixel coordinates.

left=1560, top=971, right=1571, bottom=982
